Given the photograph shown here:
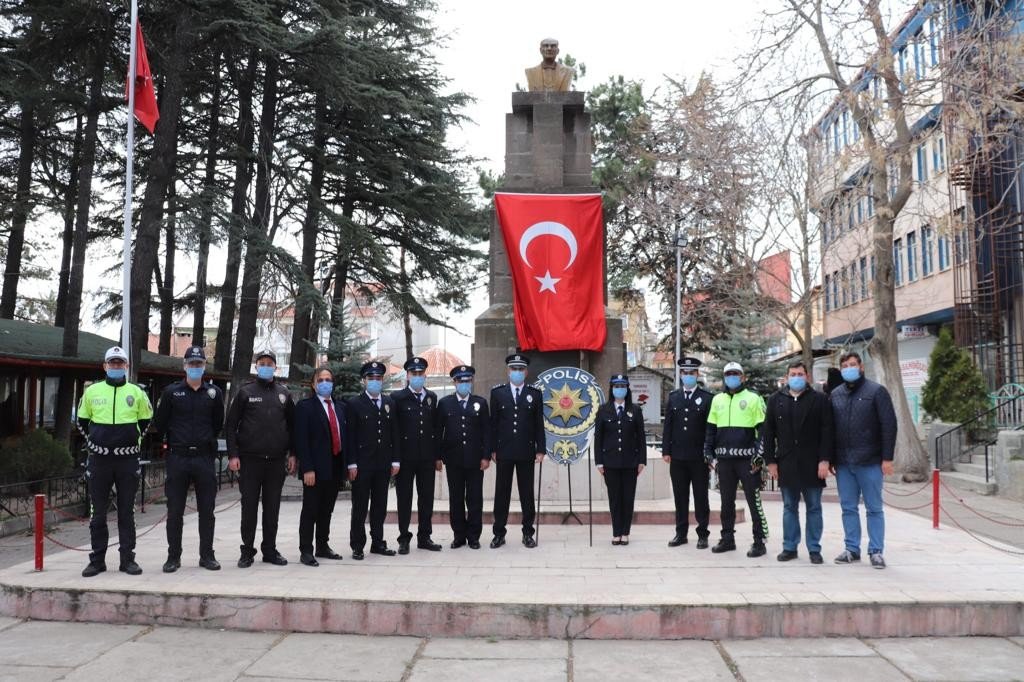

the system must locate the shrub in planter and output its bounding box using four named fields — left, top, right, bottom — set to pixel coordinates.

left=0, top=430, right=74, bottom=485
